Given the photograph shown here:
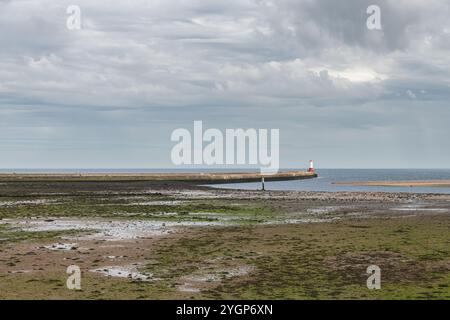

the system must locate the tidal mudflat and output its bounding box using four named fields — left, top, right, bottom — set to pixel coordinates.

left=0, top=178, right=449, bottom=299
